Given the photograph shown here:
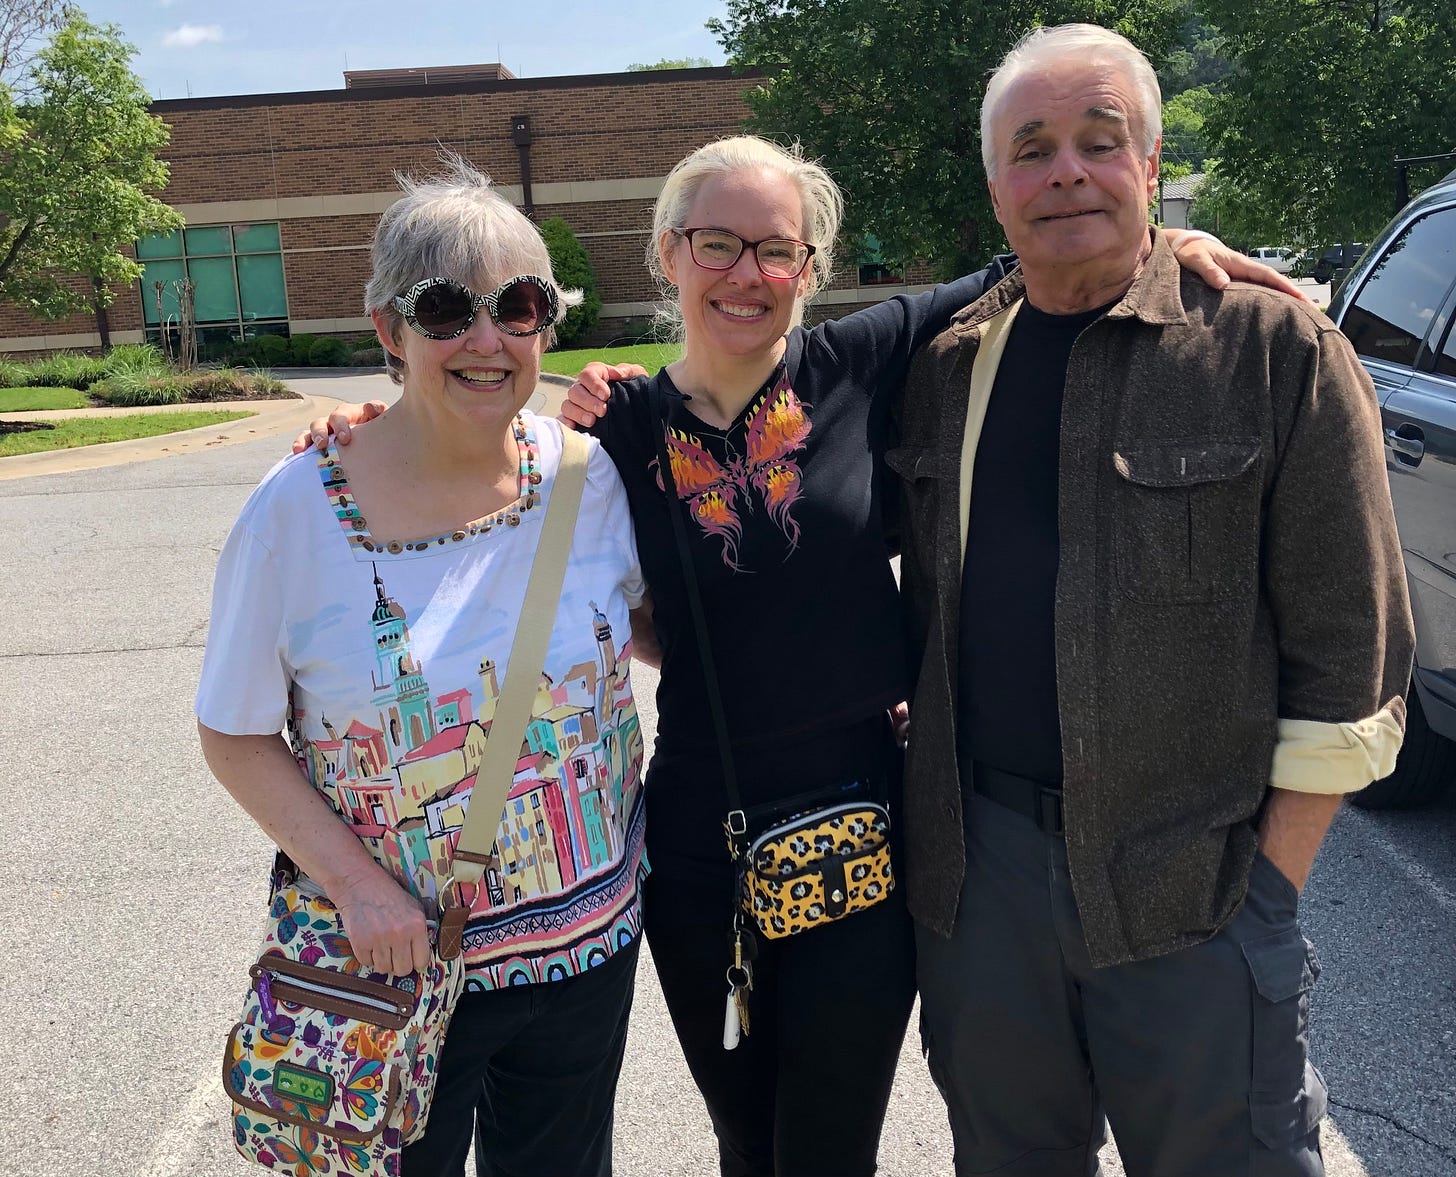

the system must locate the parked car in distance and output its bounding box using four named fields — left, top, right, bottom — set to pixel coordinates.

left=1247, top=246, right=1295, bottom=274
left=1326, top=171, right=1456, bottom=808
left=1305, top=242, right=1367, bottom=284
